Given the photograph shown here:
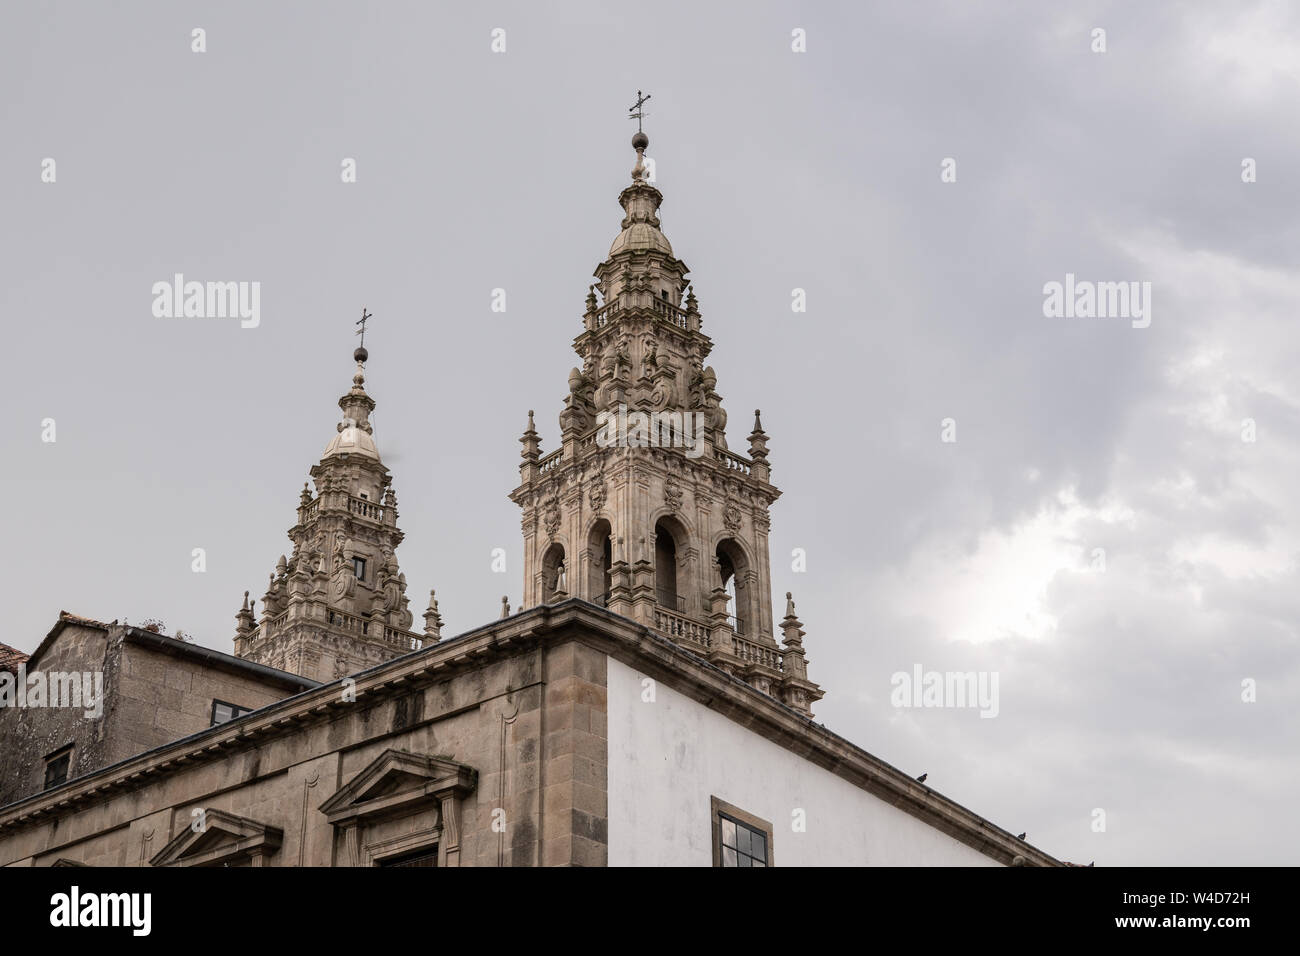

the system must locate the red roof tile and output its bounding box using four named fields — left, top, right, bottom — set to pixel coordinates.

left=0, top=642, right=29, bottom=674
